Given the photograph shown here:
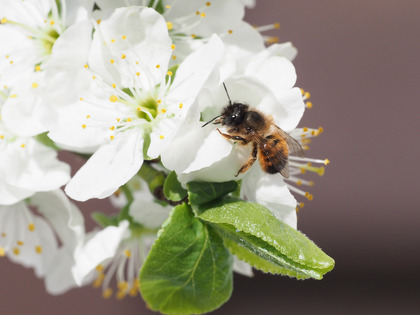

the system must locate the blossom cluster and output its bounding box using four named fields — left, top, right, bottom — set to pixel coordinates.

left=0, top=0, right=330, bottom=310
